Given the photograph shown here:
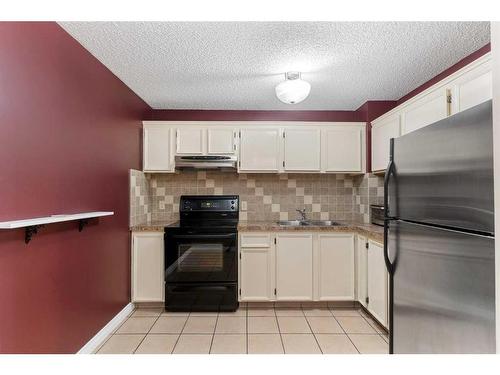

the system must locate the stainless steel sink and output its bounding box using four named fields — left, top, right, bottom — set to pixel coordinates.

left=277, top=220, right=342, bottom=227
left=307, top=220, right=342, bottom=226
left=277, top=220, right=309, bottom=226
